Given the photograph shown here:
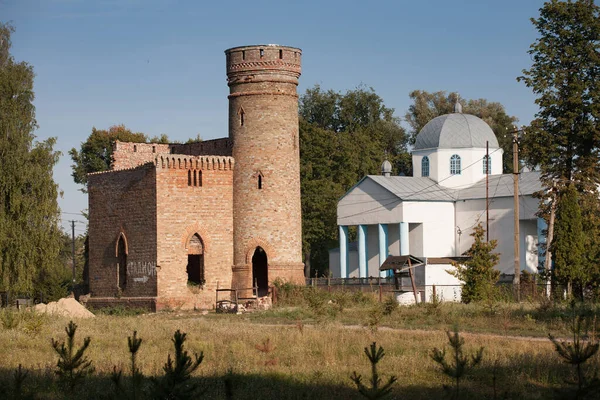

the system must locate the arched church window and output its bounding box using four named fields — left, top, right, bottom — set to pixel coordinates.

left=450, top=154, right=461, bottom=175
left=422, top=156, right=430, bottom=177
left=483, top=155, right=491, bottom=175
